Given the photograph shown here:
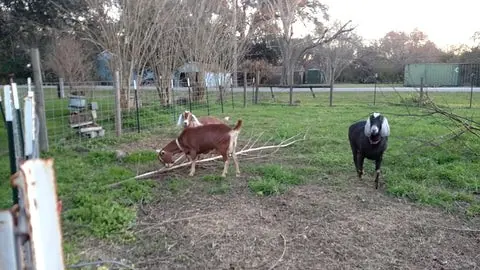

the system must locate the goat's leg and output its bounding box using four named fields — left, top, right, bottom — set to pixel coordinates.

left=356, top=151, right=365, bottom=179
left=352, top=149, right=358, bottom=173
left=189, top=154, right=198, bottom=177
left=221, top=153, right=230, bottom=178
left=232, top=152, right=240, bottom=177
left=374, top=157, right=383, bottom=189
